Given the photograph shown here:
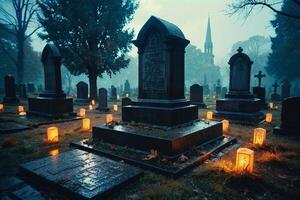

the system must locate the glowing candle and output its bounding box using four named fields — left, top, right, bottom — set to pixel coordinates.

left=0, top=104, right=3, bottom=112
left=221, top=120, right=229, bottom=132
left=236, top=148, right=254, bottom=173
left=268, top=102, right=274, bottom=109
left=106, top=114, right=113, bottom=124
left=265, top=113, right=272, bottom=123
left=113, top=104, right=118, bottom=112
left=79, top=108, right=86, bottom=117
left=253, top=128, right=266, bottom=146
left=126, top=93, right=129, bottom=97
left=89, top=104, right=93, bottom=110
left=206, top=111, right=213, bottom=120
left=18, top=105, right=24, bottom=113
left=82, top=118, right=91, bottom=131
left=19, top=111, right=27, bottom=116
left=91, top=100, right=95, bottom=106
left=49, top=149, right=59, bottom=156
left=47, top=127, right=59, bottom=143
